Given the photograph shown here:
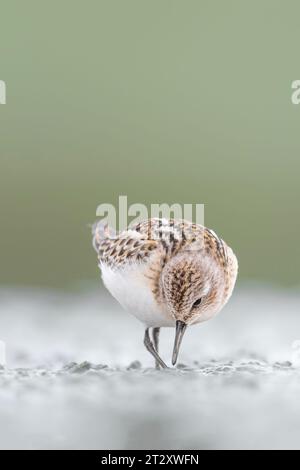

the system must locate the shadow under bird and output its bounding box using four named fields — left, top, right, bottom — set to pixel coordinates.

left=92, top=218, right=238, bottom=368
